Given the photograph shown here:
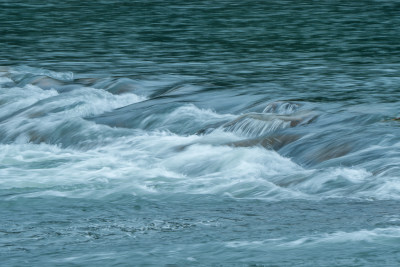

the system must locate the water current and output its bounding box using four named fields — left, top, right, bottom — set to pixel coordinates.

left=1, top=0, right=400, bottom=266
